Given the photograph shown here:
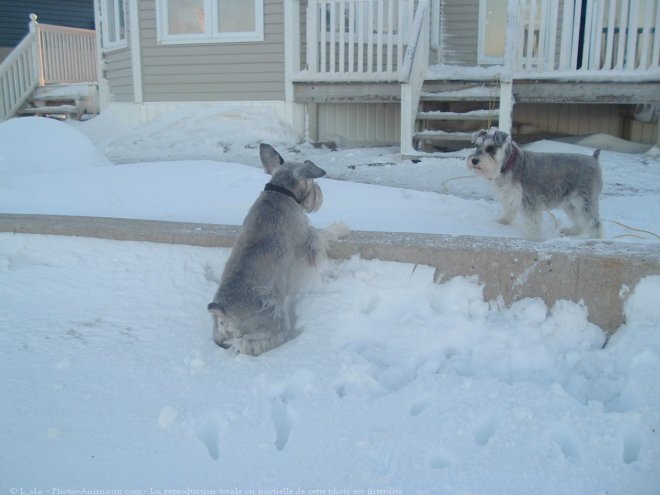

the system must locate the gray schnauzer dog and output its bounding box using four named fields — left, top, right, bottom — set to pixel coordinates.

left=208, top=143, right=348, bottom=356
left=467, top=128, right=603, bottom=240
